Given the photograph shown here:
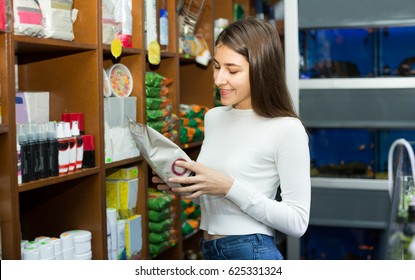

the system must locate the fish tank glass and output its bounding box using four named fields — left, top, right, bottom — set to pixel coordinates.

left=309, top=128, right=415, bottom=179
left=299, top=26, right=415, bottom=78
left=301, top=225, right=383, bottom=260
